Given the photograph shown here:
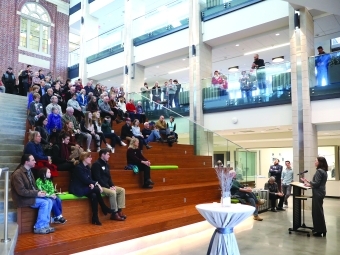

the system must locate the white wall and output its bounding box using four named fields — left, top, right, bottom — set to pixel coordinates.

left=204, top=104, right=292, bottom=131
left=311, top=98, right=340, bottom=124
left=87, top=52, right=124, bottom=79
left=134, top=28, right=189, bottom=63
left=203, top=1, right=289, bottom=43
